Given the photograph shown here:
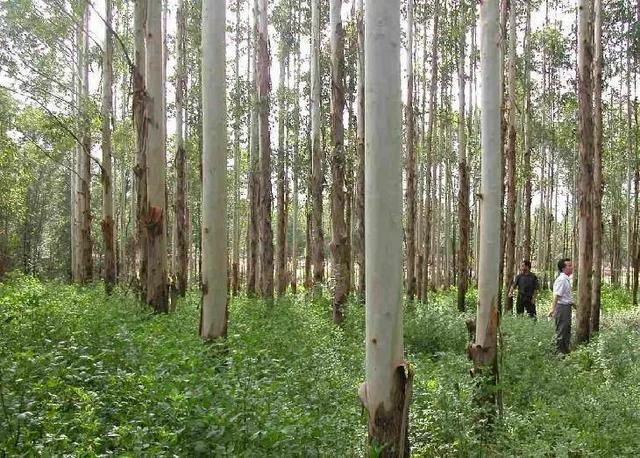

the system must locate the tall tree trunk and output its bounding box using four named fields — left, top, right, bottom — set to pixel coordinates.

left=311, top=0, right=325, bottom=296
left=591, top=0, right=603, bottom=333
left=77, top=6, right=93, bottom=284
left=470, top=0, right=501, bottom=417
left=330, top=0, right=350, bottom=323
left=73, top=27, right=81, bottom=282
left=200, top=0, right=228, bottom=339
left=355, top=0, right=365, bottom=298
left=102, top=0, right=116, bottom=294
left=145, top=0, right=168, bottom=312
left=230, top=0, right=242, bottom=297
left=291, top=35, right=301, bottom=294
left=257, top=0, right=274, bottom=301
left=247, top=3, right=259, bottom=296
left=134, top=0, right=148, bottom=300
left=360, top=1, right=412, bottom=454
left=405, top=0, right=416, bottom=302
left=523, top=0, right=532, bottom=263
left=174, top=0, right=188, bottom=297
left=276, top=43, right=289, bottom=296
left=457, top=3, right=469, bottom=312
left=576, top=0, right=595, bottom=345
left=421, top=1, right=439, bottom=302
left=503, top=0, right=517, bottom=313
